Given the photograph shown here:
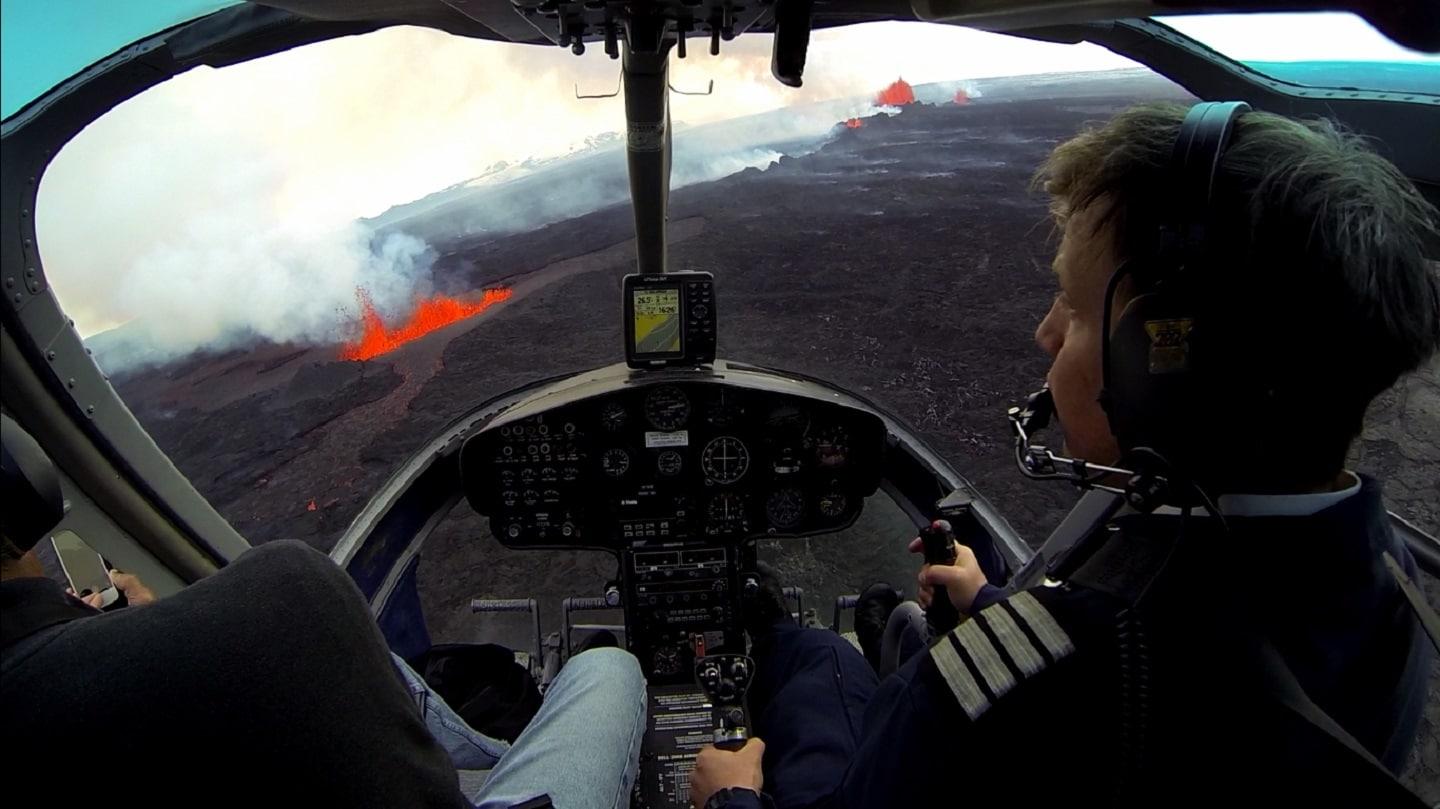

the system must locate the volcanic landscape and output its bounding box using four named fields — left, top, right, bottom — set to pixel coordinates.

left=101, top=70, right=1439, bottom=792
